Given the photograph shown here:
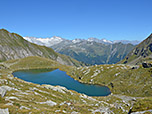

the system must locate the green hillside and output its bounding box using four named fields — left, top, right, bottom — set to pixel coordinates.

left=0, top=29, right=151, bottom=113
left=0, top=56, right=151, bottom=113
left=0, top=29, right=82, bottom=66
